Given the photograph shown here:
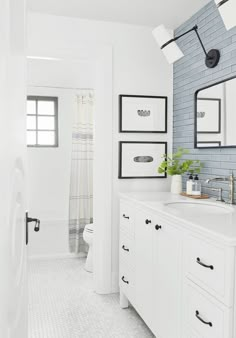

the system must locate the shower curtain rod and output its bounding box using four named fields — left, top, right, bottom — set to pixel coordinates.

left=29, top=85, right=94, bottom=91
